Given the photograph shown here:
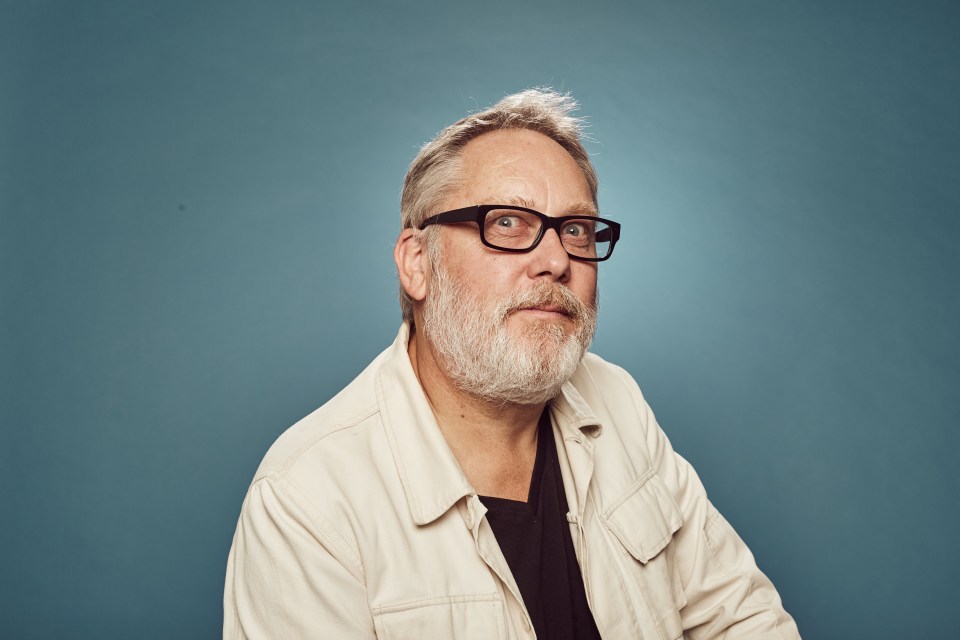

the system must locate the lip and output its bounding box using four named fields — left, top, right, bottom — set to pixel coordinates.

left=512, top=305, right=571, bottom=319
